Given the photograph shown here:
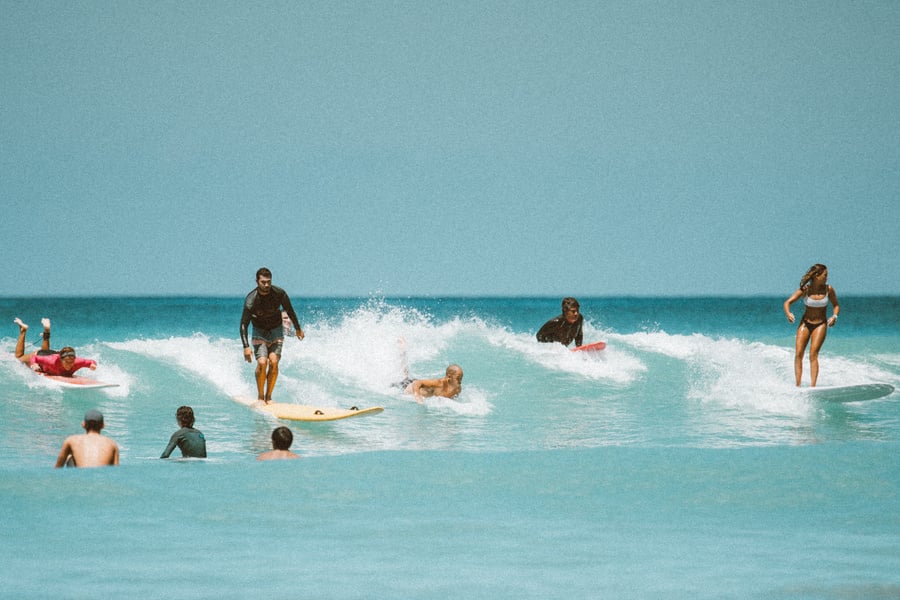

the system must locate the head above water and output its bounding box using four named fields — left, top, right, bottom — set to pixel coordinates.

left=561, top=297, right=580, bottom=312
left=445, top=364, right=463, bottom=382
left=58, top=347, right=76, bottom=361
left=176, top=405, right=195, bottom=428
left=83, top=409, right=104, bottom=432
left=271, top=426, right=293, bottom=450
left=561, top=297, right=580, bottom=323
